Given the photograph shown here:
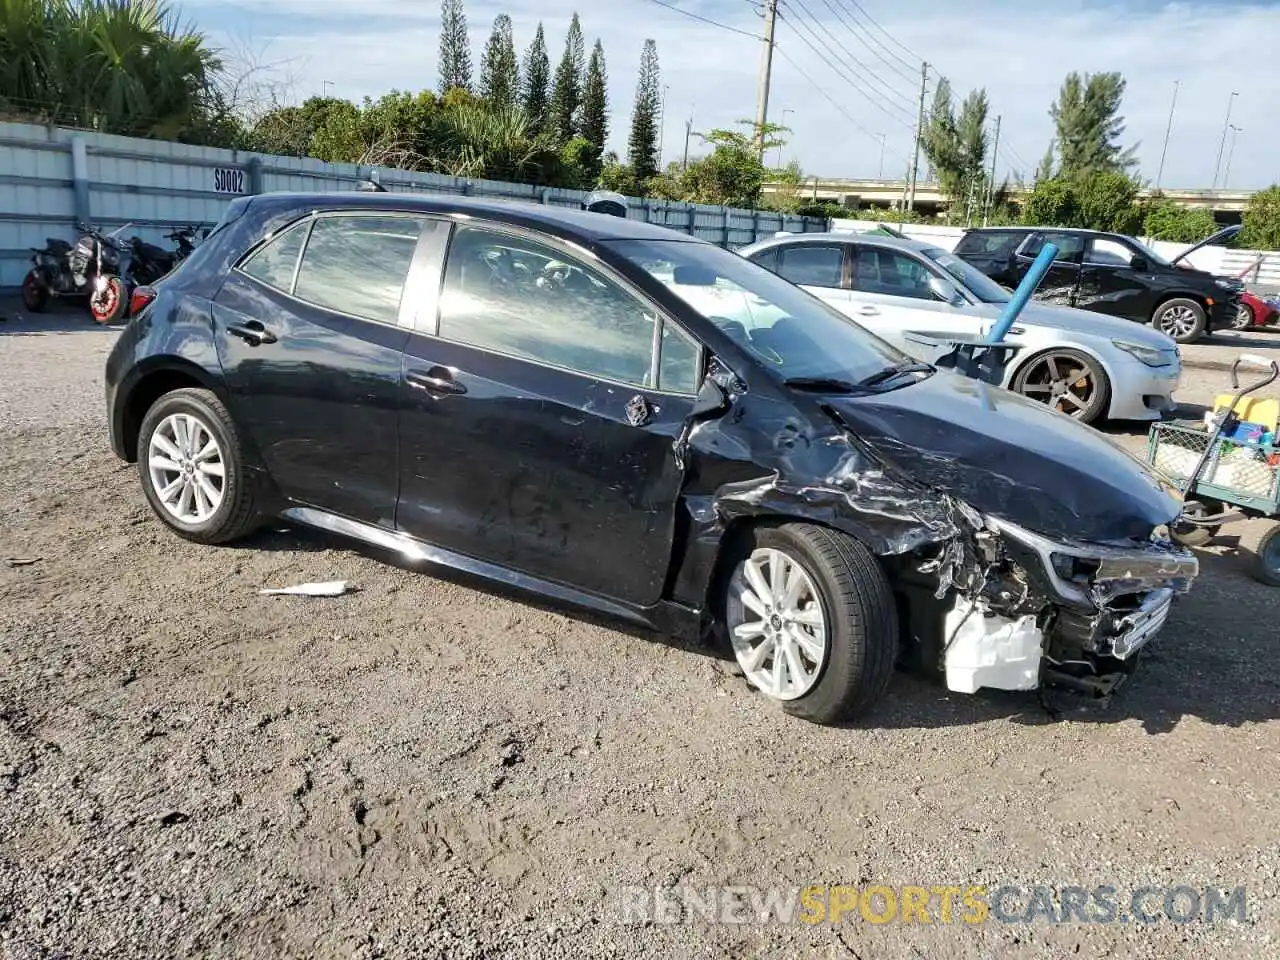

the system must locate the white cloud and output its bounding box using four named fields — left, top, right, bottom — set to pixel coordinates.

left=190, top=0, right=1278, bottom=189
